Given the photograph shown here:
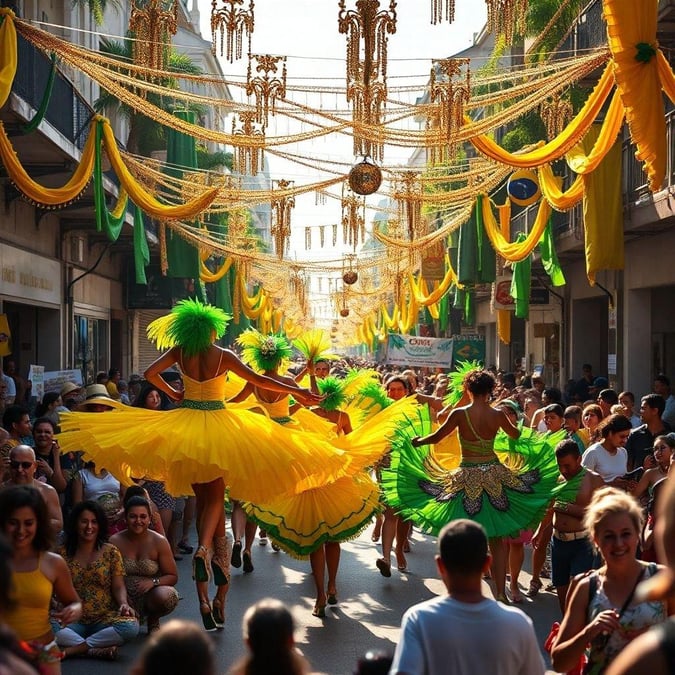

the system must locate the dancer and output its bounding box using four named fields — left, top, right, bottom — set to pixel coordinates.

left=382, top=368, right=561, bottom=602
left=58, top=300, right=347, bottom=630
